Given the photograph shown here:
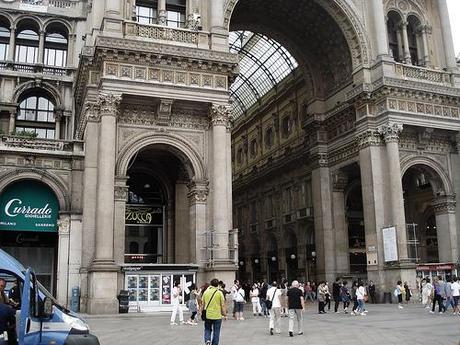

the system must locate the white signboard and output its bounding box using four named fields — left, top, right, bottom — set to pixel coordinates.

left=382, top=226, right=398, bottom=262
